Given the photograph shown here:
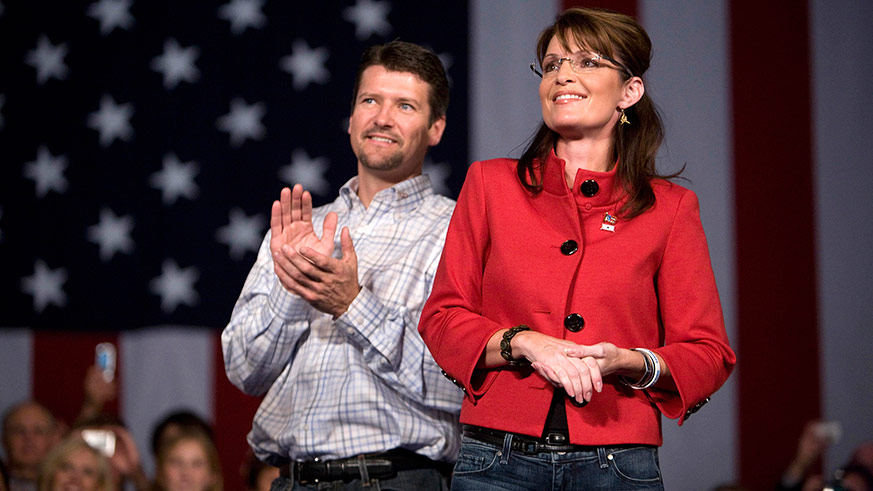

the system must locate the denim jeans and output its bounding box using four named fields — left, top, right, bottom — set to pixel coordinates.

left=451, top=434, right=664, bottom=490
left=270, top=468, right=448, bottom=491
